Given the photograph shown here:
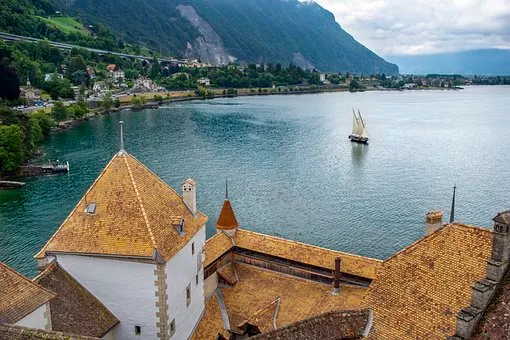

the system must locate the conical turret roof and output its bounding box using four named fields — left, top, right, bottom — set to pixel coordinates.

left=216, top=199, right=239, bottom=230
